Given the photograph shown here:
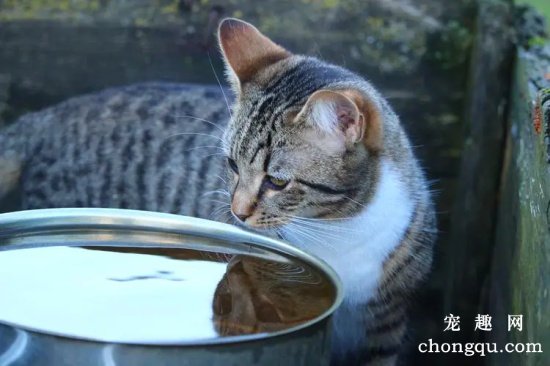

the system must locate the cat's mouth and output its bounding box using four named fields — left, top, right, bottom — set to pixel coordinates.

left=231, top=213, right=288, bottom=233
left=231, top=221, right=280, bottom=239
